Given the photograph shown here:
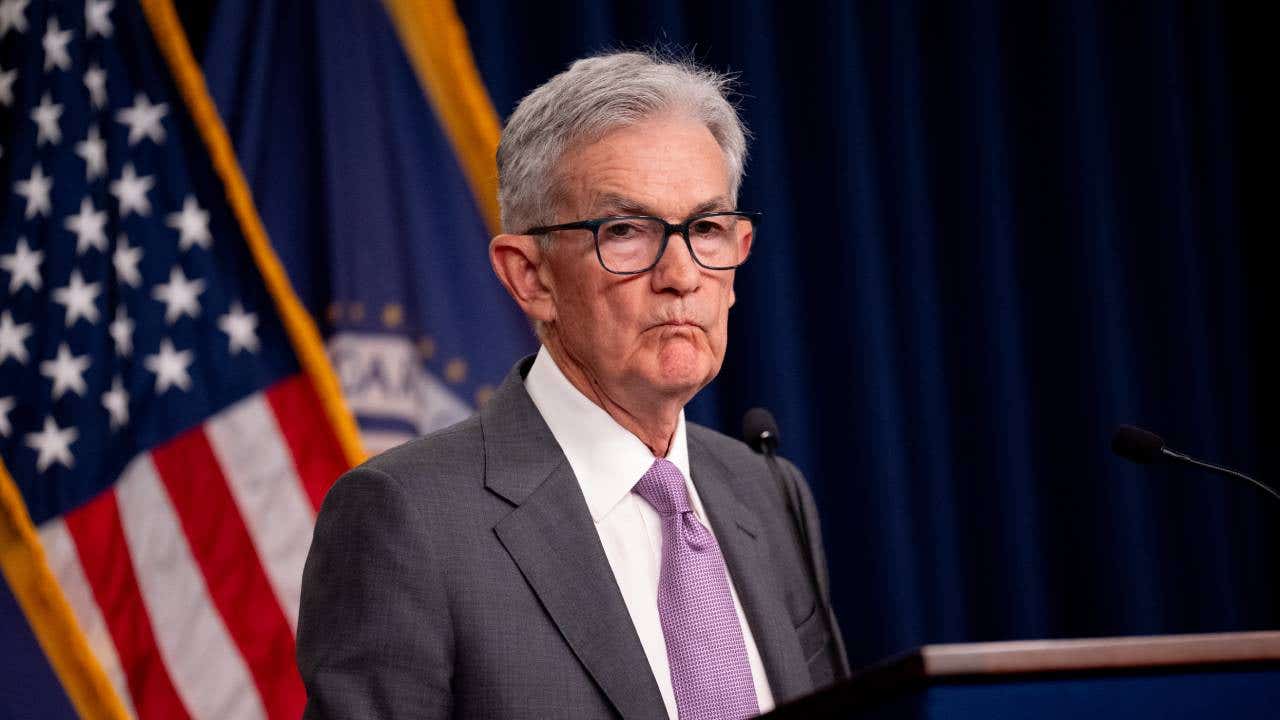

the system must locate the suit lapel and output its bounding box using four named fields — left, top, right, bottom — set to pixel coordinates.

left=688, top=434, right=814, bottom=703
left=483, top=362, right=666, bottom=719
